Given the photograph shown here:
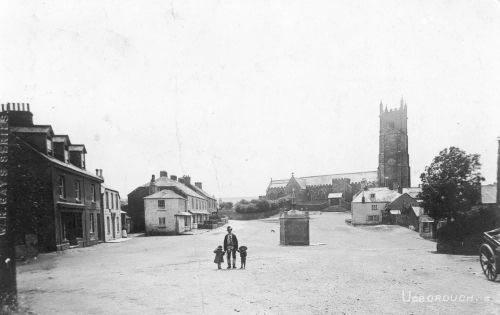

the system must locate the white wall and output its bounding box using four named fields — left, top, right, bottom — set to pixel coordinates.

left=351, top=202, right=387, bottom=225
left=144, top=198, right=186, bottom=234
